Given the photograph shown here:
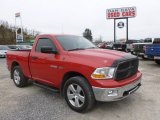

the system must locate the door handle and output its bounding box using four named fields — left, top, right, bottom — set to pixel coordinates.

left=31, top=56, right=38, bottom=60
